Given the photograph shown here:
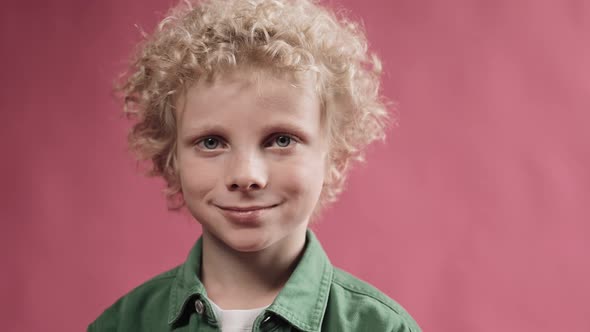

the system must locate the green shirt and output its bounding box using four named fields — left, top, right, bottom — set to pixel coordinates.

left=88, top=230, right=421, bottom=331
